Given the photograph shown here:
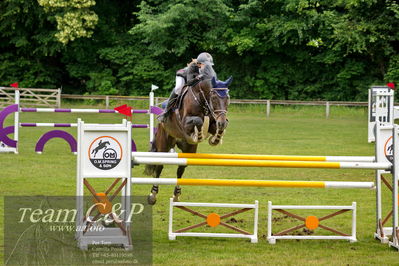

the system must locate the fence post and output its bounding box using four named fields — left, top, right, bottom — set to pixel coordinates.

left=57, top=88, right=62, bottom=108
left=105, top=96, right=110, bottom=109
left=266, top=100, right=270, bottom=118
left=326, top=101, right=330, bottom=119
